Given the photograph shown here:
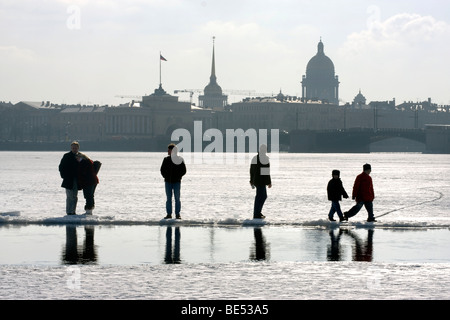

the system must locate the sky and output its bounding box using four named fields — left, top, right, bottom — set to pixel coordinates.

left=1, top=0, right=450, bottom=106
